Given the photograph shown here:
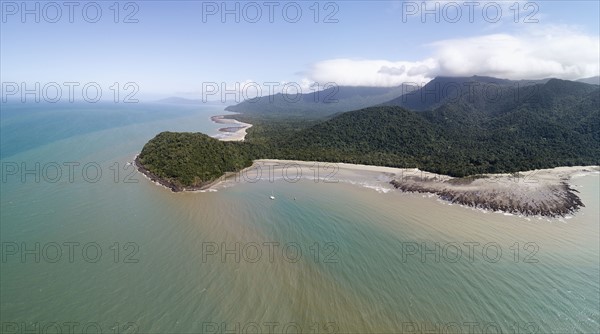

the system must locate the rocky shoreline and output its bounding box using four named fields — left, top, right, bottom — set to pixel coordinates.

left=389, top=172, right=587, bottom=218
left=134, top=156, right=226, bottom=192
left=136, top=151, right=596, bottom=217
left=218, top=126, right=243, bottom=133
